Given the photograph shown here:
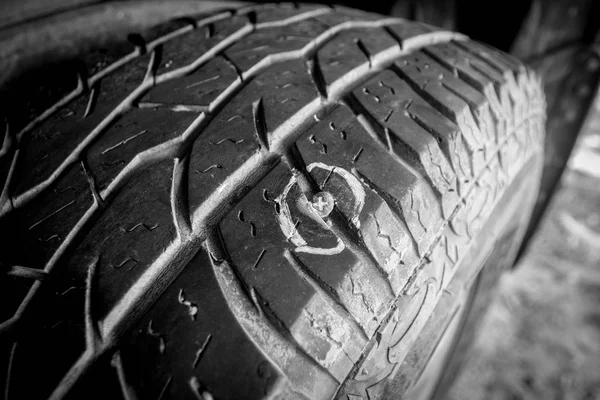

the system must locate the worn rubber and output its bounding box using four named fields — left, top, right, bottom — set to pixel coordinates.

left=0, top=3, right=545, bottom=400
